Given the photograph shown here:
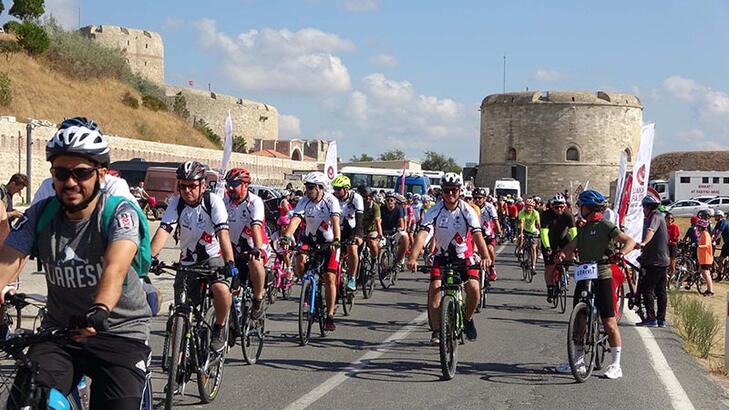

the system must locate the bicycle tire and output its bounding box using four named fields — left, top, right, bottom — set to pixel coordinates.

left=164, top=315, right=185, bottom=410
left=379, top=249, right=393, bottom=289
left=298, top=281, right=314, bottom=346
left=475, top=270, right=483, bottom=313
left=267, top=286, right=277, bottom=305
left=593, top=324, right=607, bottom=371
left=695, top=273, right=707, bottom=294
left=567, top=302, right=595, bottom=383
left=362, top=258, right=375, bottom=299
left=318, top=289, right=326, bottom=337
left=559, top=274, right=568, bottom=314
left=196, top=307, right=225, bottom=403
left=439, top=295, right=458, bottom=380
left=241, top=309, right=265, bottom=365
left=282, top=281, right=291, bottom=300
left=161, top=310, right=173, bottom=372
left=340, top=280, right=350, bottom=317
